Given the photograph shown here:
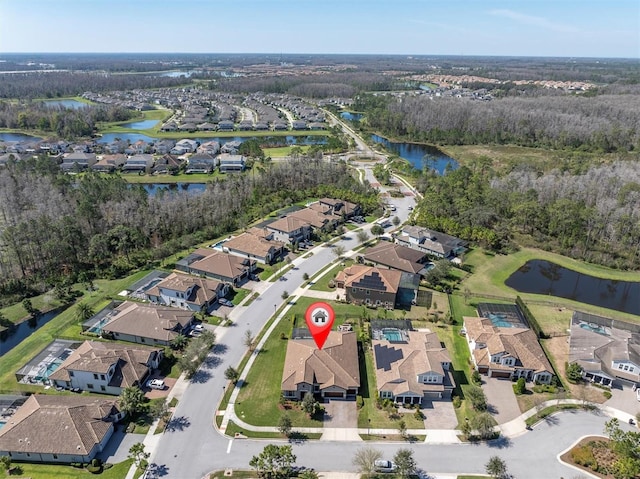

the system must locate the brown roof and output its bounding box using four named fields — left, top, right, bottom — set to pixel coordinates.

left=48, top=340, right=160, bottom=388
left=463, top=316, right=553, bottom=374
left=362, top=242, right=427, bottom=274
left=281, top=331, right=360, bottom=392
left=224, top=232, right=284, bottom=259
left=188, top=250, right=255, bottom=281
left=102, top=301, right=193, bottom=343
left=317, top=198, right=359, bottom=216
left=146, top=272, right=223, bottom=306
left=267, top=216, right=310, bottom=234
left=289, top=207, right=332, bottom=229
left=335, top=265, right=402, bottom=293
left=373, top=331, right=453, bottom=396
left=0, top=395, right=118, bottom=456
